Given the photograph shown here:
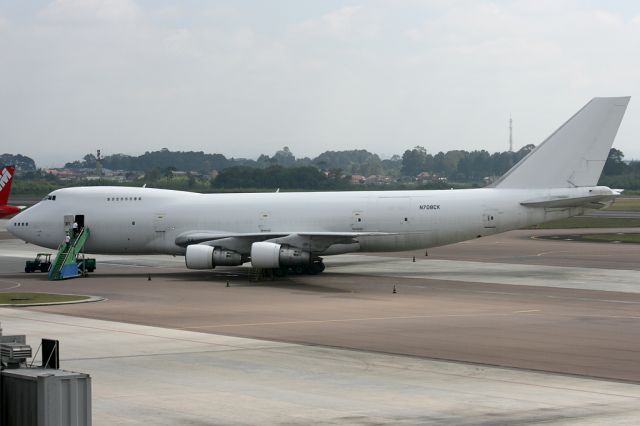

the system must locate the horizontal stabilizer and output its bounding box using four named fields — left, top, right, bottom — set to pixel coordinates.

left=520, top=191, right=619, bottom=209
